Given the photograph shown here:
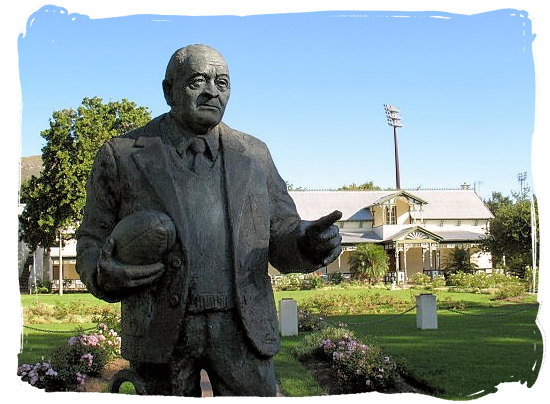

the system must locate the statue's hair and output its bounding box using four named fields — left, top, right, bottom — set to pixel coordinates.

left=164, top=44, right=226, bottom=83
